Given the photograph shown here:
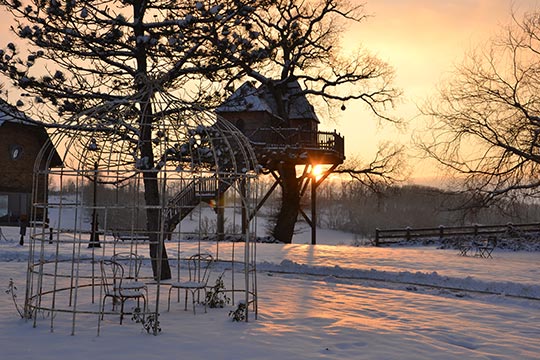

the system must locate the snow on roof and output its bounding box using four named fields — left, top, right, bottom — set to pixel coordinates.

left=216, top=81, right=273, bottom=113
left=258, top=80, right=320, bottom=122
left=0, top=99, right=38, bottom=127
left=0, top=98, right=63, bottom=167
left=217, top=79, right=320, bottom=123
